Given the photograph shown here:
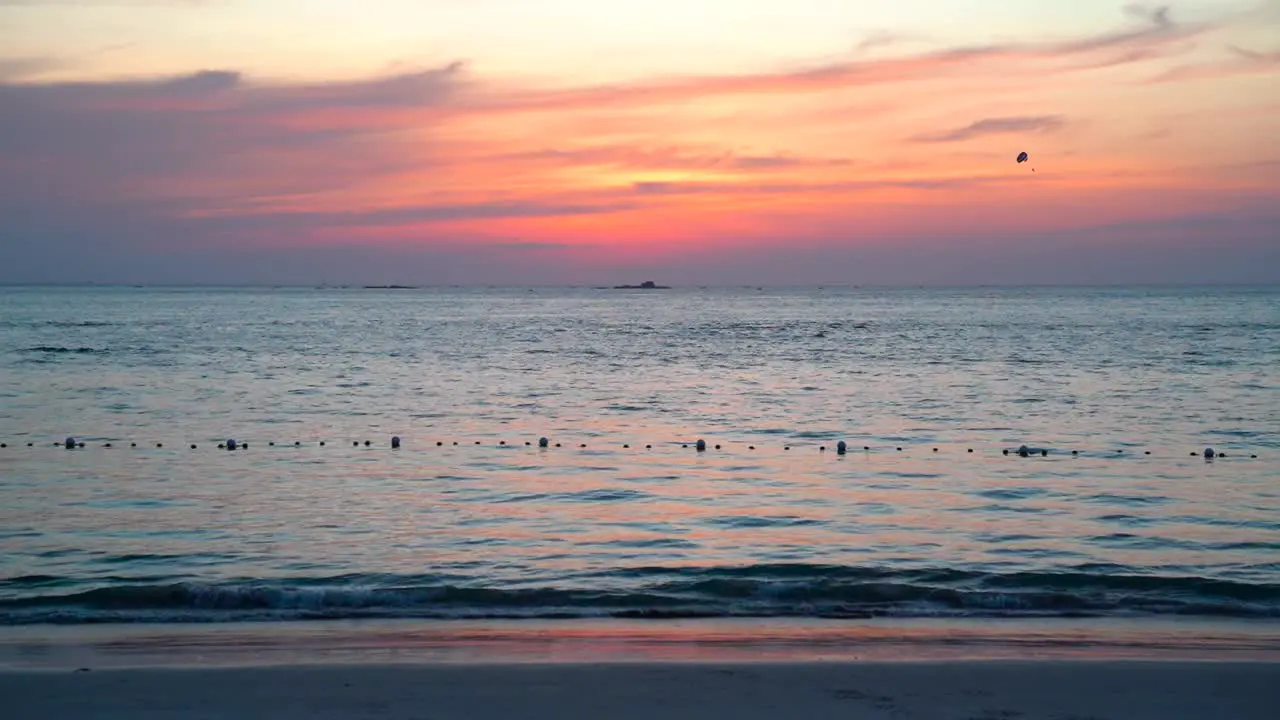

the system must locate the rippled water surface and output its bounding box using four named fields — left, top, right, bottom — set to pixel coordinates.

left=0, top=285, right=1277, bottom=624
